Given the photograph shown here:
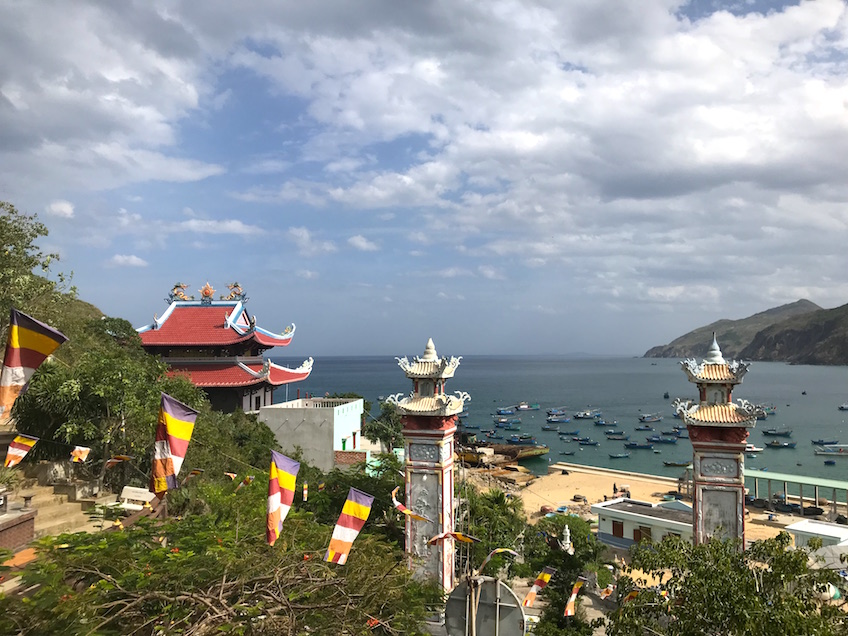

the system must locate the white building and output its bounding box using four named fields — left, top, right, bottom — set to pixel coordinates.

left=591, top=497, right=694, bottom=549
left=258, top=397, right=365, bottom=472
left=785, top=519, right=848, bottom=548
